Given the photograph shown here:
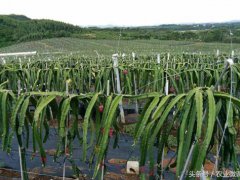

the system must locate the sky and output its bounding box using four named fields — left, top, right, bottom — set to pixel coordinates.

left=0, top=0, right=239, bottom=27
